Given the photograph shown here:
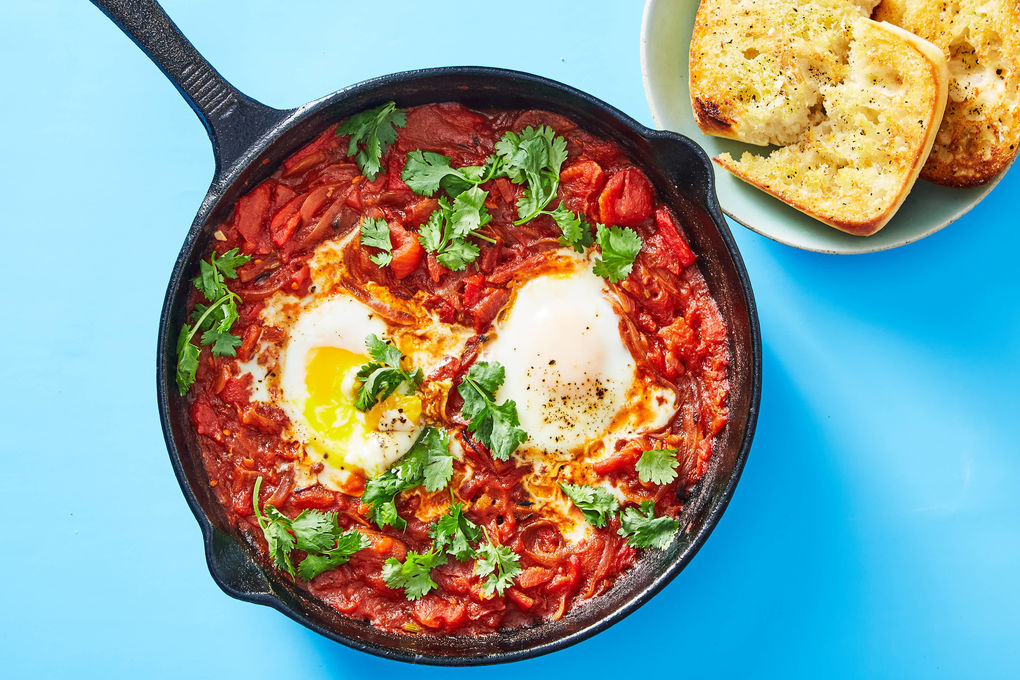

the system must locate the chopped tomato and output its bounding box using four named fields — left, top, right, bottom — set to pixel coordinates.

left=219, top=374, right=252, bottom=406
left=506, top=588, right=535, bottom=611
left=388, top=223, right=424, bottom=279
left=413, top=597, right=467, bottom=632
left=648, top=207, right=696, bottom=274
left=559, top=160, right=606, bottom=216
left=425, top=252, right=445, bottom=283
left=269, top=194, right=304, bottom=246
left=463, top=274, right=486, bottom=308
left=236, top=324, right=262, bottom=362
left=387, top=152, right=410, bottom=191
left=288, top=264, right=311, bottom=295
left=517, top=566, right=554, bottom=589
left=290, top=486, right=336, bottom=510
left=233, top=182, right=272, bottom=251
left=598, top=168, right=654, bottom=227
